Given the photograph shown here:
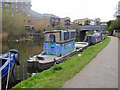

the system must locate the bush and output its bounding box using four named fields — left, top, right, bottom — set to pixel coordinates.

left=51, top=64, right=62, bottom=72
